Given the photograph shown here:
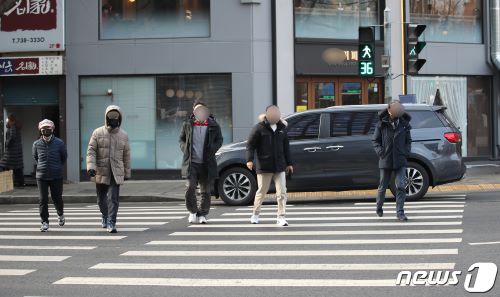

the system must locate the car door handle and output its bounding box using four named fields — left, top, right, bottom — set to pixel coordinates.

left=303, top=147, right=322, bottom=153
left=326, top=145, right=344, bottom=151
